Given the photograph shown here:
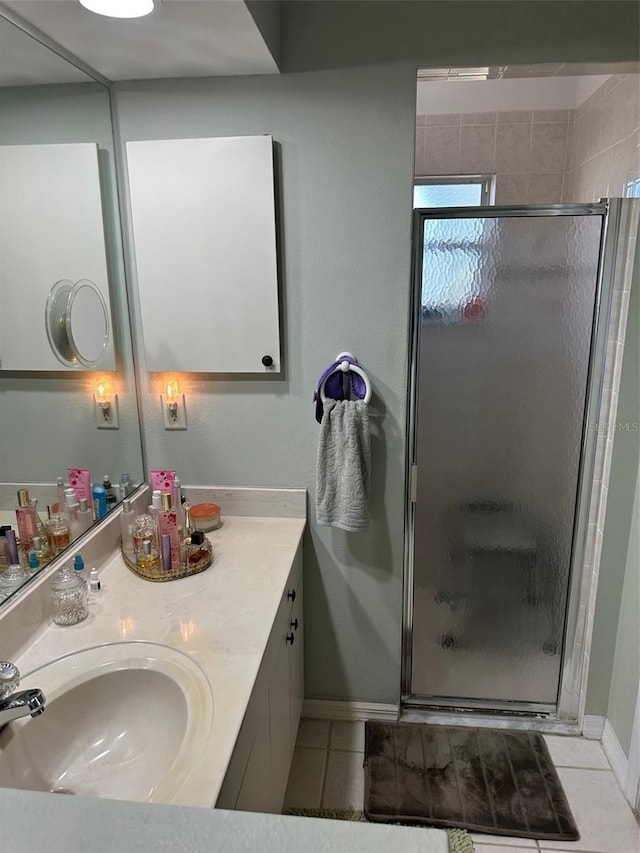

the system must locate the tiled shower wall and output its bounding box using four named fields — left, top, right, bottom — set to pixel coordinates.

left=415, top=109, right=571, bottom=204
left=564, top=74, right=640, bottom=202
left=415, top=73, right=640, bottom=205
